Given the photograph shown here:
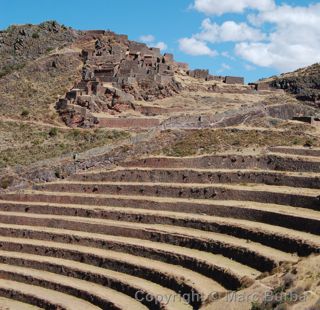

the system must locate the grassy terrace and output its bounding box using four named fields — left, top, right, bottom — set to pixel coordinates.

left=160, top=128, right=320, bottom=157
left=0, top=121, right=130, bottom=168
